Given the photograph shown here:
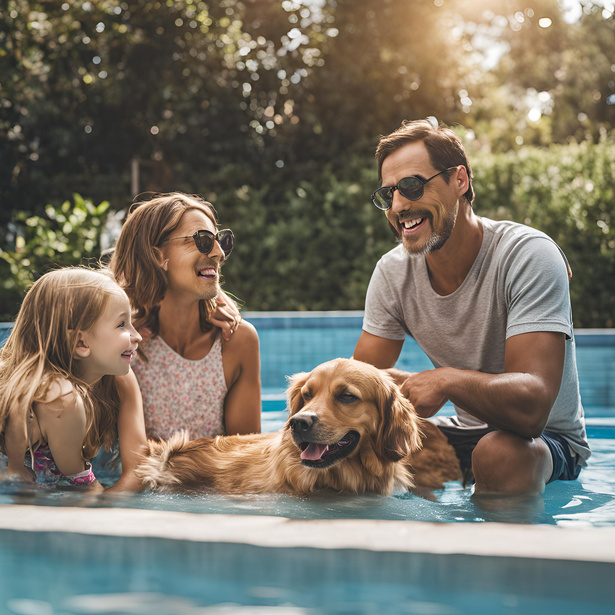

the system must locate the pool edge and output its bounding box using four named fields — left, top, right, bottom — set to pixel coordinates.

left=1, top=504, right=614, bottom=563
